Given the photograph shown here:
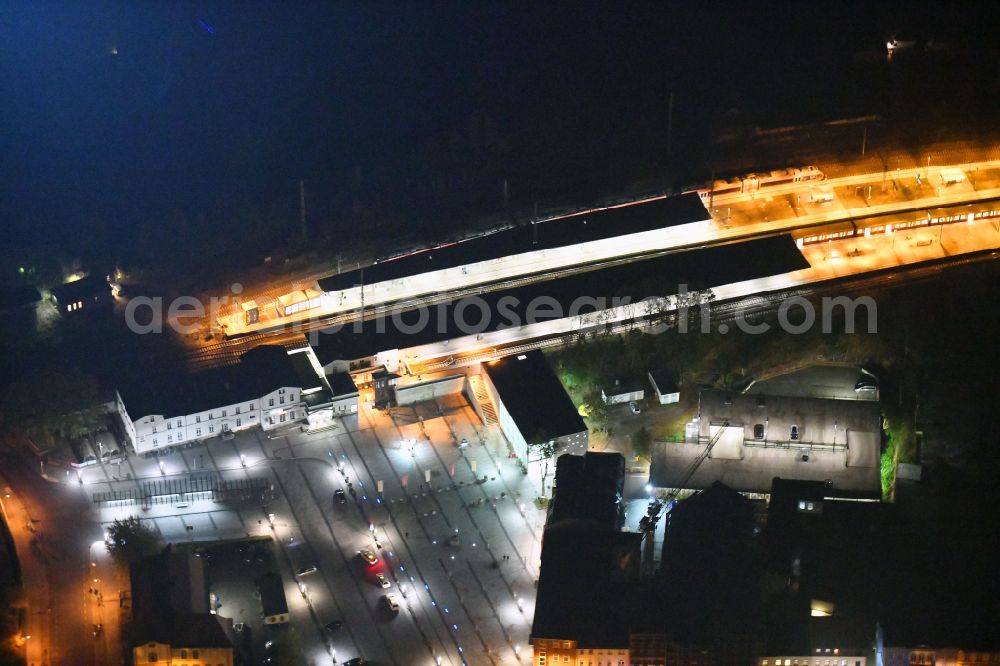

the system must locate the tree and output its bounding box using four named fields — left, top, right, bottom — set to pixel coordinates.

left=0, top=365, right=106, bottom=447
left=106, top=516, right=163, bottom=568
left=527, top=432, right=558, bottom=496
left=632, top=426, right=652, bottom=461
